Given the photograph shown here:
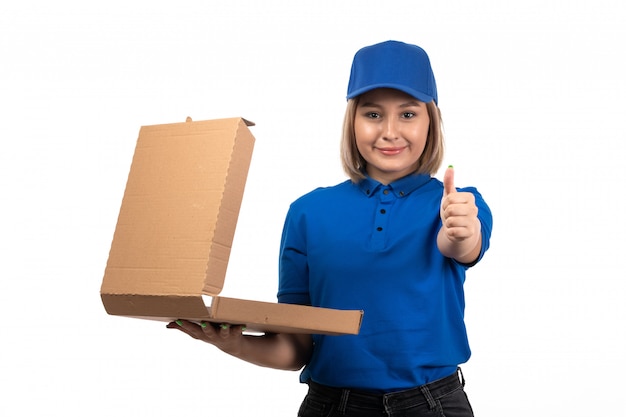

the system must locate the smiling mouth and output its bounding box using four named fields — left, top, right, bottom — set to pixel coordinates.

left=376, top=146, right=406, bottom=156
